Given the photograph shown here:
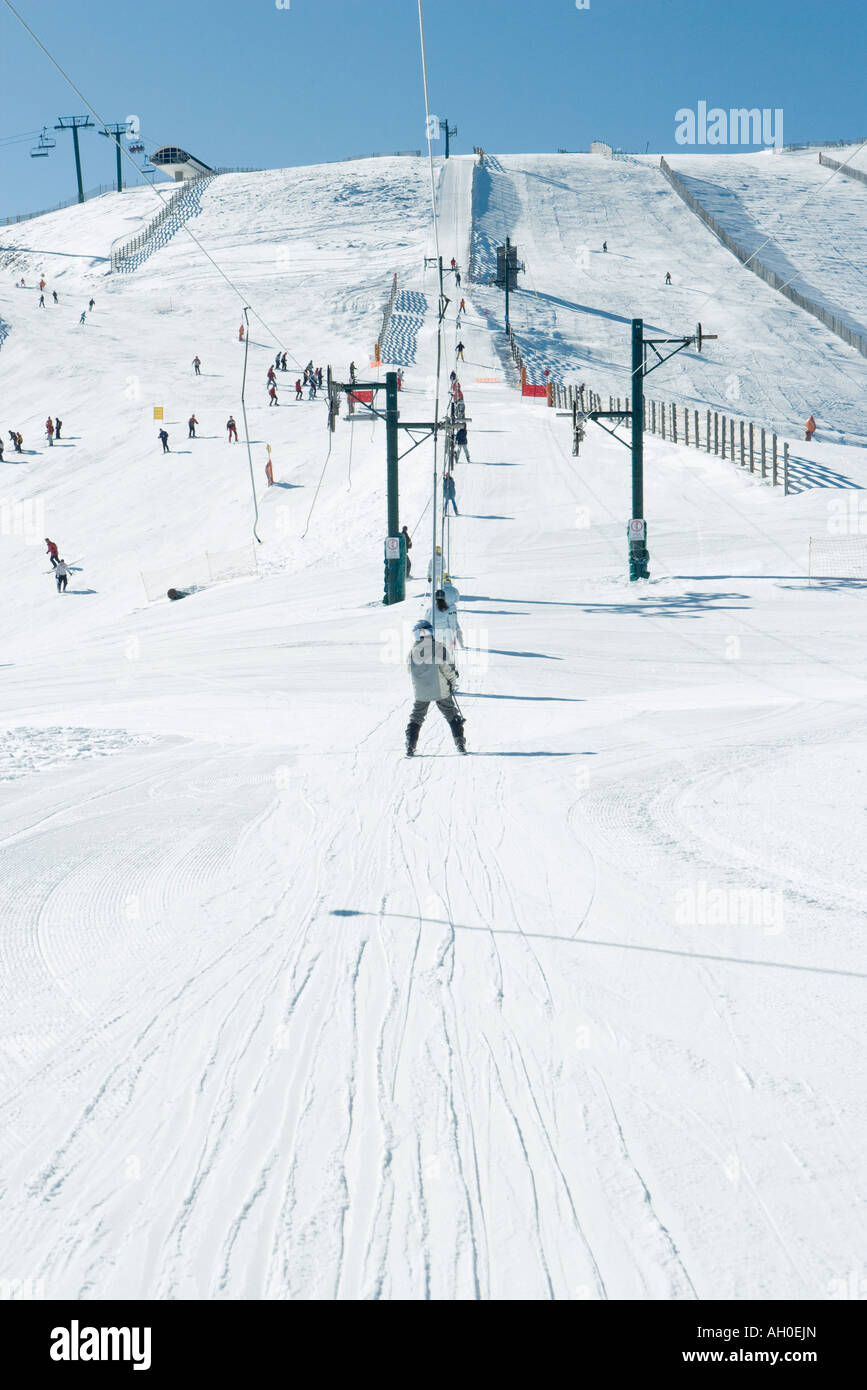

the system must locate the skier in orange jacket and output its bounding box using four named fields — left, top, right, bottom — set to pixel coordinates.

left=805, top=414, right=817, bottom=441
